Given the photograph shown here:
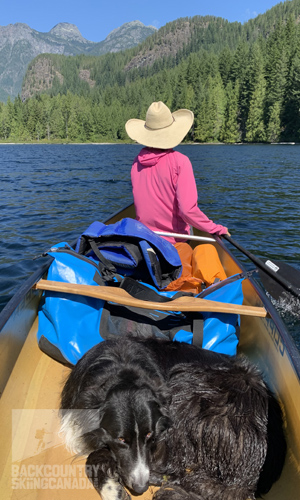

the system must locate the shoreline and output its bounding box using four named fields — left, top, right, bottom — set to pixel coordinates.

left=0, top=141, right=299, bottom=146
